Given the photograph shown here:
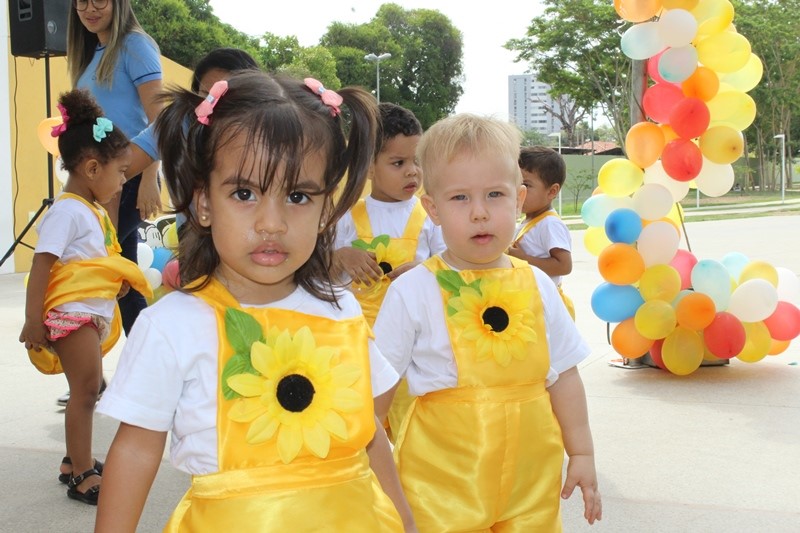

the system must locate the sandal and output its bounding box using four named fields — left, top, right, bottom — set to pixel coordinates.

left=59, top=456, right=104, bottom=484
left=67, top=468, right=101, bottom=505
